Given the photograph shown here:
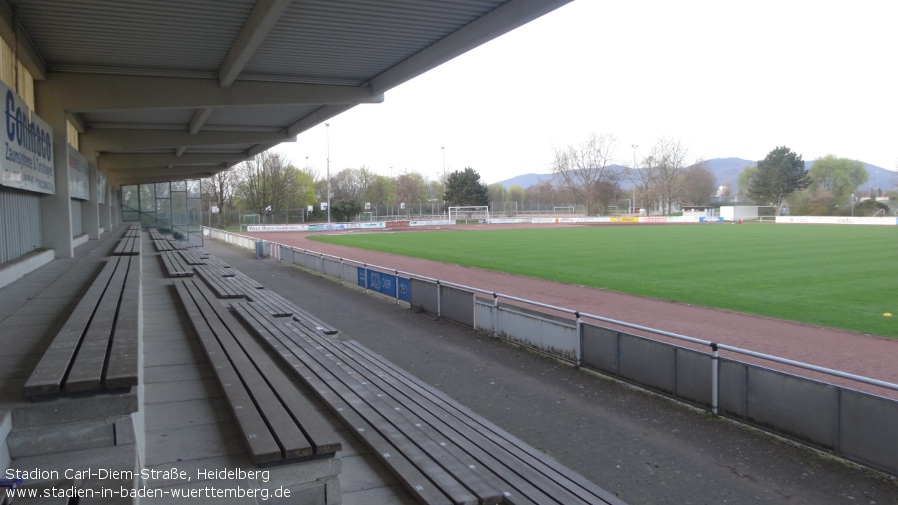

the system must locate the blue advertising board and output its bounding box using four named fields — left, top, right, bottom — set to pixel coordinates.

left=398, top=277, right=411, bottom=302
left=357, top=267, right=410, bottom=300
